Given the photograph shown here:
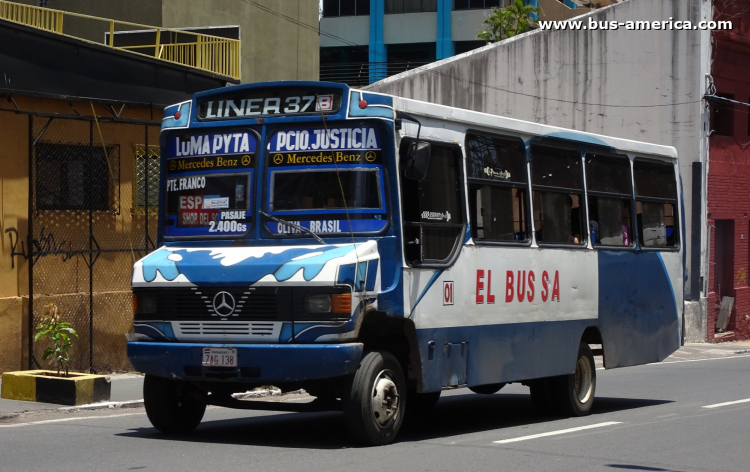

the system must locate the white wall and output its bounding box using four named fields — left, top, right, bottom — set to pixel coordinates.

left=366, top=0, right=712, bottom=304
left=320, top=15, right=370, bottom=47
